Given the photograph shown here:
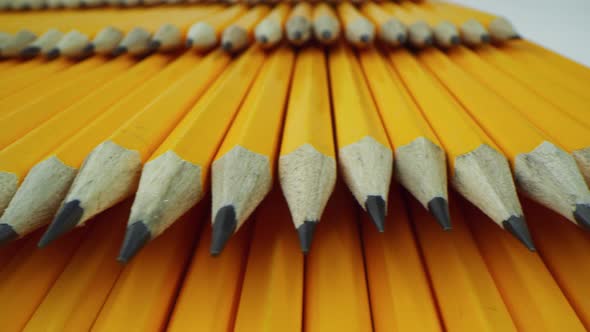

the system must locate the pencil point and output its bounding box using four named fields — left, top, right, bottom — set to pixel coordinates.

left=511, top=34, right=522, bottom=40
left=360, top=34, right=370, bottom=43
left=428, top=197, right=451, bottom=230
left=503, top=215, right=535, bottom=251
left=46, top=48, right=60, bottom=59
left=82, top=43, right=95, bottom=55
left=112, top=46, right=127, bottom=56
left=397, top=33, right=406, bottom=43
left=38, top=200, right=83, bottom=248
left=20, top=3, right=31, bottom=10
left=481, top=34, right=491, bottom=43
left=222, top=41, right=233, bottom=52
left=424, top=36, right=434, bottom=46
left=147, top=40, right=161, bottom=51
left=365, top=195, right=386, bottom=232
left=293, top=31, right=302, bottom=41
left=321, top=31, right=332, bottom=40
left=0, top=224, right=18, bottom=246
left=210, top=205, right=237, bottom=256
left=297, top=220, right=318, bottom=254
left=451, top=35, right=460, bottom=45
left=574, top=204, right=590, bottom=230
left=20, top=46, right=40, bottom=58
left=259, top=35, right=268, bottom=44
left=185, top=39, right=193, bottom=48
left=117, top=221, right=151, bottom=263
